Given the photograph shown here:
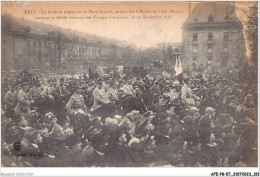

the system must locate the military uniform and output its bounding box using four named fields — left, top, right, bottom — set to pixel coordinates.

left=14, top=89, right=31, bottom=116
left=40, top=85, right=53, bottom=99
left=102, top=82, right=110, bottom=93
left=106, top=88, right=118, bottom=101
left=168, top=90, right=181, bottom=106
left=4, top=90, right=17, bottom=108
left=4, top=90, right=17, bottom=118
left=28, top=86, right=41, bottom=100
left=120, top=84, right=134, bottom=96
left=91, top=87, right=109, bottom=111
left=52, top=85, right=70, bottom=126
left=54, top=84, right=69, bottom=98
left=66, top=93, right=87, bottom=115
left=181, top=84, right=199, bottom=106
left=49, top=122, right=65, bottom=141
